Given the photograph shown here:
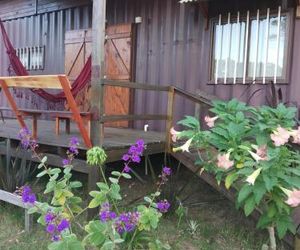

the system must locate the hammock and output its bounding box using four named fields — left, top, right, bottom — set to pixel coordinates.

left=0, top=19, right=91, bottom=103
